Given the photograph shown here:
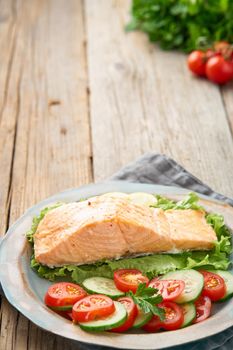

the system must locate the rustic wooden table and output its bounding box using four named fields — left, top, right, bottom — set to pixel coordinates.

left=0, top=0, right=233, bottom=349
